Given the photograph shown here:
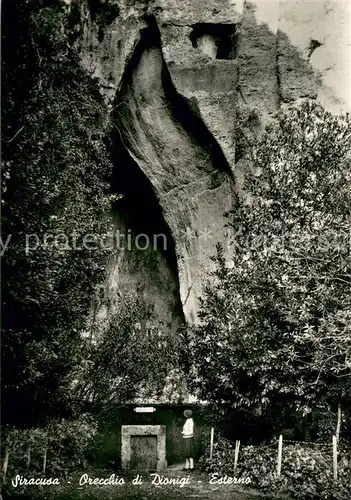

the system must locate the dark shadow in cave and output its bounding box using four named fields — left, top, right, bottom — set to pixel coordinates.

left=190, top=23, right=237, bottom=60
left=109, top=17, right=180, bottom=276
left=111, top=134, right=177, bottom=273
left=110, top=124, right=184, bottom=320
